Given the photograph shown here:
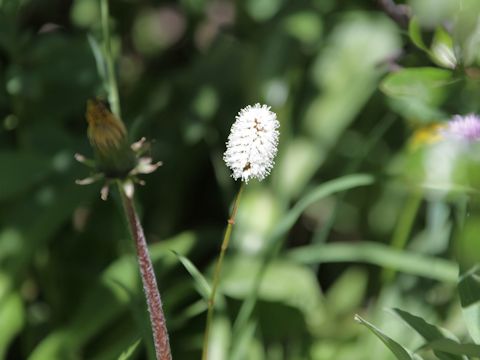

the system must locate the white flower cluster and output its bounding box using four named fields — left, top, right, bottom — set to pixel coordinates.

left=223, top=104, right=280, bottom=182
